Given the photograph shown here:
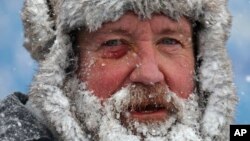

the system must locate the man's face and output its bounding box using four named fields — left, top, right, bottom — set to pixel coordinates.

left=74, top=12, right=197, bottom=139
